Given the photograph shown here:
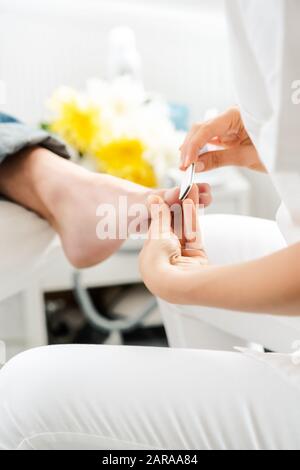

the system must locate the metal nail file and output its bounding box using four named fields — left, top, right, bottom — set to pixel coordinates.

left=179, top=163, right=195, bottom=201
left=179, top=146, right=208, bottom=201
